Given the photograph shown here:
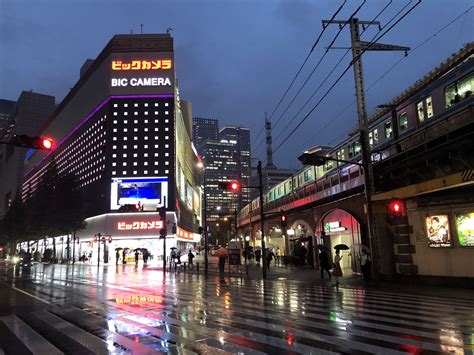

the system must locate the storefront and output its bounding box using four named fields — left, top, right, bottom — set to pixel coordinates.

left=315, top=209, right=362, bottom=275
